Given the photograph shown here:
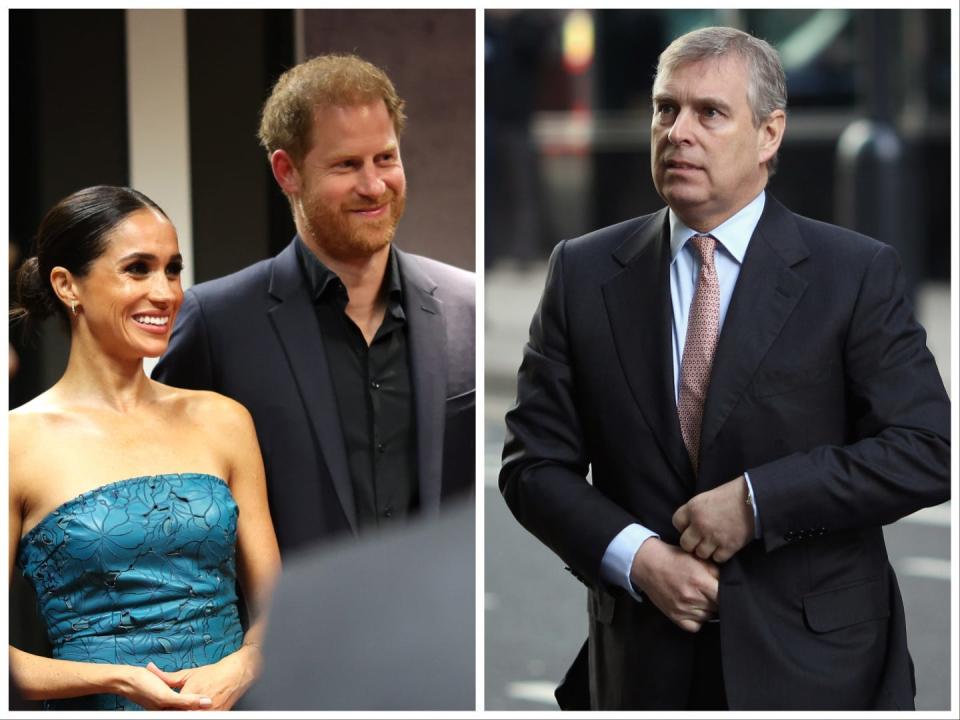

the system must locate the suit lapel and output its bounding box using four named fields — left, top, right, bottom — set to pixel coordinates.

left=602, top=210, right=695, bottom=484
left=700, top=197, right=810, bottom=456
left=266, top=240, right=358, bottom=535
left=397, top=249, right=447, bottom=516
